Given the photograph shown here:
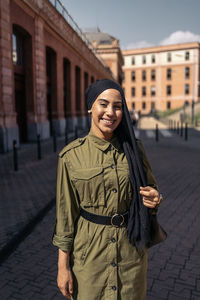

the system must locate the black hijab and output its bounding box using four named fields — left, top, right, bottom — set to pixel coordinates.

left=85, top=79, right=151, bottom=248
